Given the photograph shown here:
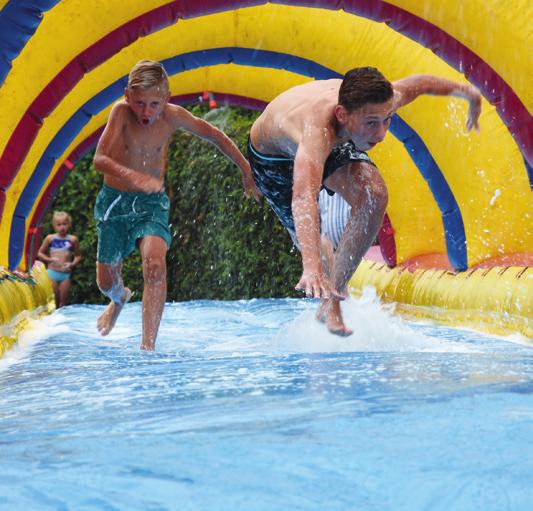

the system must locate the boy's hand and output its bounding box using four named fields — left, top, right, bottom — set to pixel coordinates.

left=466, top=87, right=482, bottom=132
left=295, top=270, right=345, bottom=300
left=133, top=173, right=164, bottom=193
left=242, top=171, right=263, bottom=202
left=241, top=164, right=262, bottom=203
